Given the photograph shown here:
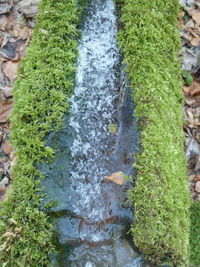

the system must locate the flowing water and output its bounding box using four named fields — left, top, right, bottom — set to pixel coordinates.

left=41, top=0, right=142, bottom=265
left=69, top=0, right=132, bottom=237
